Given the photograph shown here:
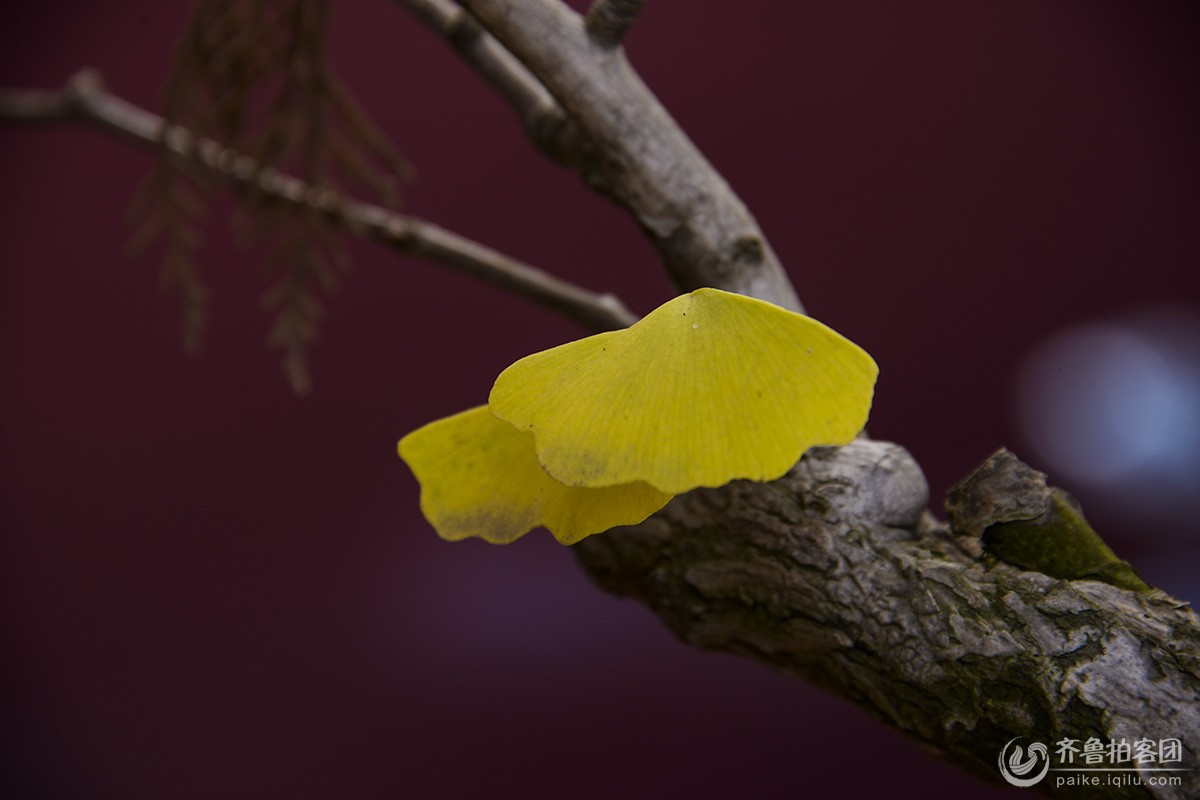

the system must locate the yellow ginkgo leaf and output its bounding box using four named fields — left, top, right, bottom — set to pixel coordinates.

left=398, top=406, right=673, bottom=545
left=489, top=287, right=878, bottom=494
